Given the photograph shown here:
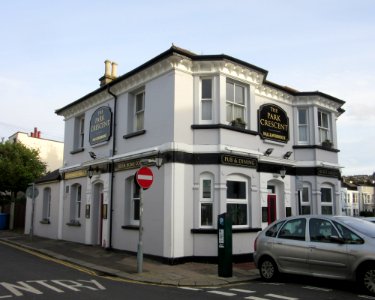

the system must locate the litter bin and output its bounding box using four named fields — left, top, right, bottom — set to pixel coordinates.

left=0, top=213, right=9, bottom=230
